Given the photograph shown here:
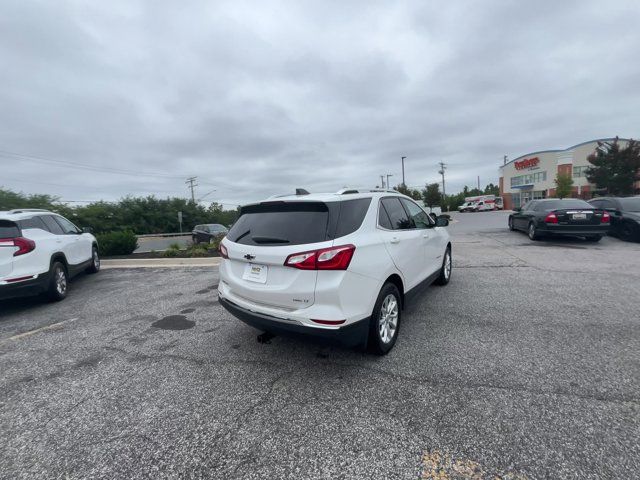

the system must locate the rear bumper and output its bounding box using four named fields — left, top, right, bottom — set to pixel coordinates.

left=0, top=274, right=49, bottom=301
left=538, top=224, right=610, bottom=236
left=219, top=296, right=370, bottom=347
